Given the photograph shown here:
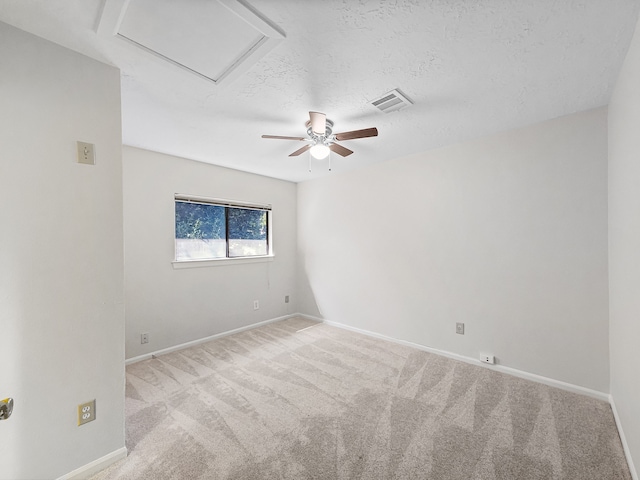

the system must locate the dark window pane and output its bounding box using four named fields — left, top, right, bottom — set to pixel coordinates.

left=175, top=202, right=226, bottom=260
left=228, top=207, right=267, bottom=257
